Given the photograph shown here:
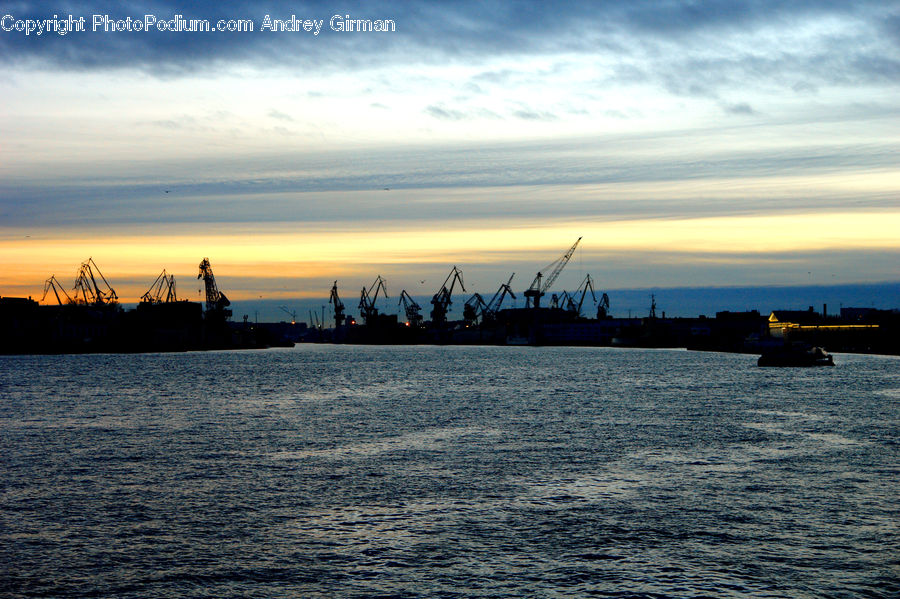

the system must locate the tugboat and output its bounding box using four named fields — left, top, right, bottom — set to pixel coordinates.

left=757, top=345, right=834, bottom=367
